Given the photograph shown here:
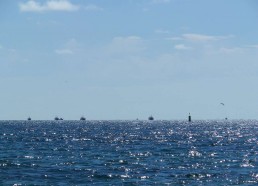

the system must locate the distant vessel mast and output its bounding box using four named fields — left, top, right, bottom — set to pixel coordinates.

left=188, top=113, right=191, bottom=122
